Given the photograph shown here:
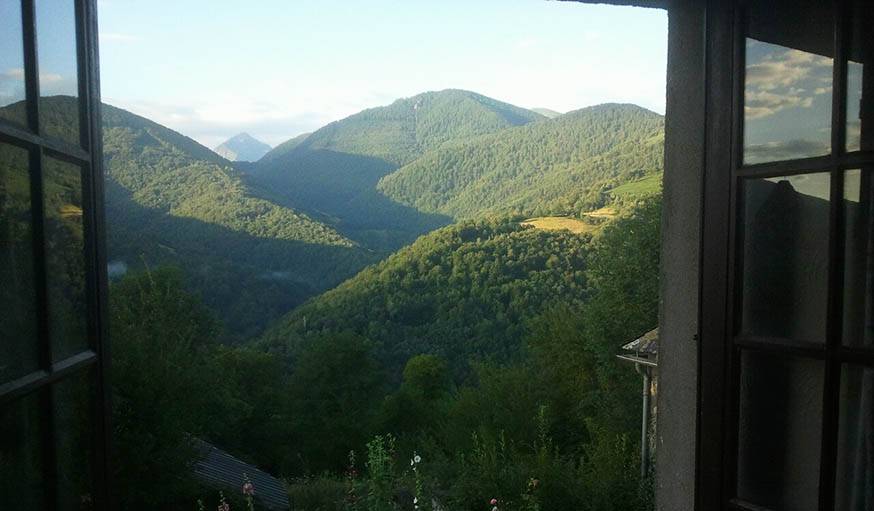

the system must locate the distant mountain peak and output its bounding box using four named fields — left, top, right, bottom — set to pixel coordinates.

left=214, top=132, right=272, bottom=162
